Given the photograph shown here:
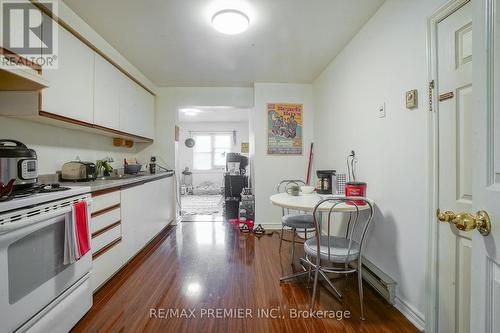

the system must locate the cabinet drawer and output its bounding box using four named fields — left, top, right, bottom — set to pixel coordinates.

left=92, top=224, right=121, bottom=254
left=91, top=190, right=120, bottom=214
left=91, top=207, right=121, bottom=234
left=91, top=240, right=124, bottom=291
